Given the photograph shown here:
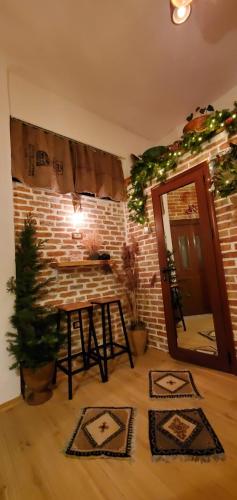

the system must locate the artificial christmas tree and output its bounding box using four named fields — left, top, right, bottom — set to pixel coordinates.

left=6, top=213, right=65, bottom=404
